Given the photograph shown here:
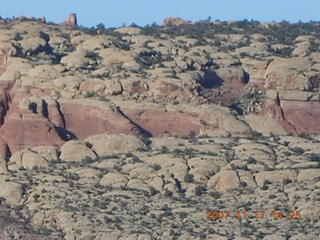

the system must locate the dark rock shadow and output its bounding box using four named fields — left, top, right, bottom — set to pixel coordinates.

left=197, top=69, right=224, bottom=89
left=55, top=127, right=77, bottom=141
